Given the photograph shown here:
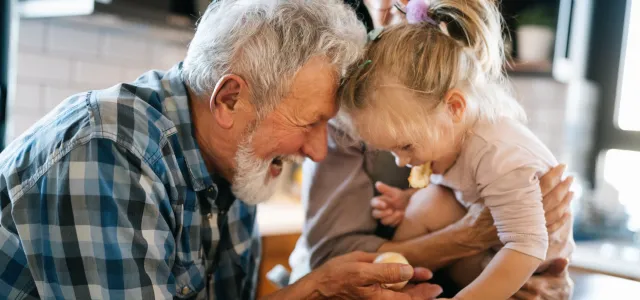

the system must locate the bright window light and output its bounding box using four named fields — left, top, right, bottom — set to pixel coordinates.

left=603, top=149, right=640, bottom=231
left=617, top=0, right=640, bottom=131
